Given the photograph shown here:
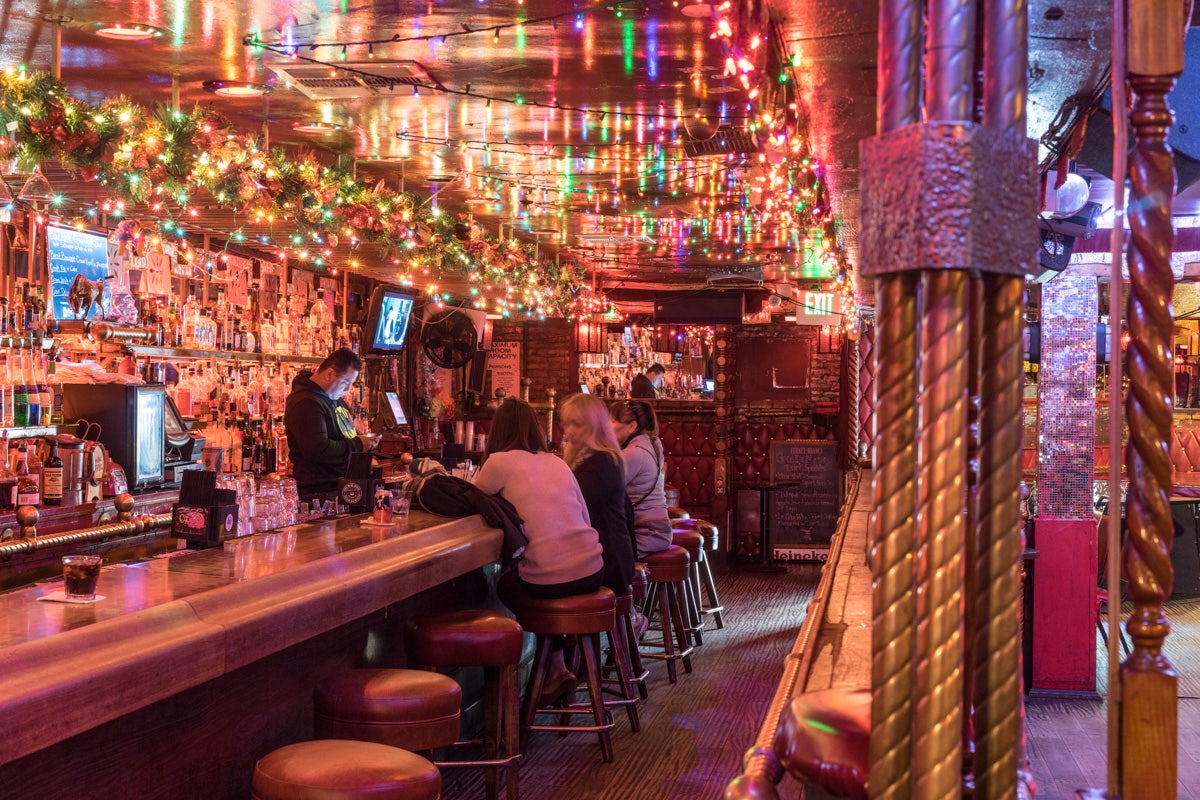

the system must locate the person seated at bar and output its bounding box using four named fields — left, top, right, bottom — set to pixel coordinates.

left=629, top=363, right=665, bottom=398
left=609, top=399, right=673, bottom=558
left=473, top=397, right=604, bottom=703
left=560, top=393, right=636, bottom=594
left=284, top=348, right=379, bottom=500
